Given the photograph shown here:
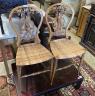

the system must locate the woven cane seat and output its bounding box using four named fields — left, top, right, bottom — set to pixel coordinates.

left=50, top=39, right=85, bottom=59
left=16, top=43, right=53, bottom=66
